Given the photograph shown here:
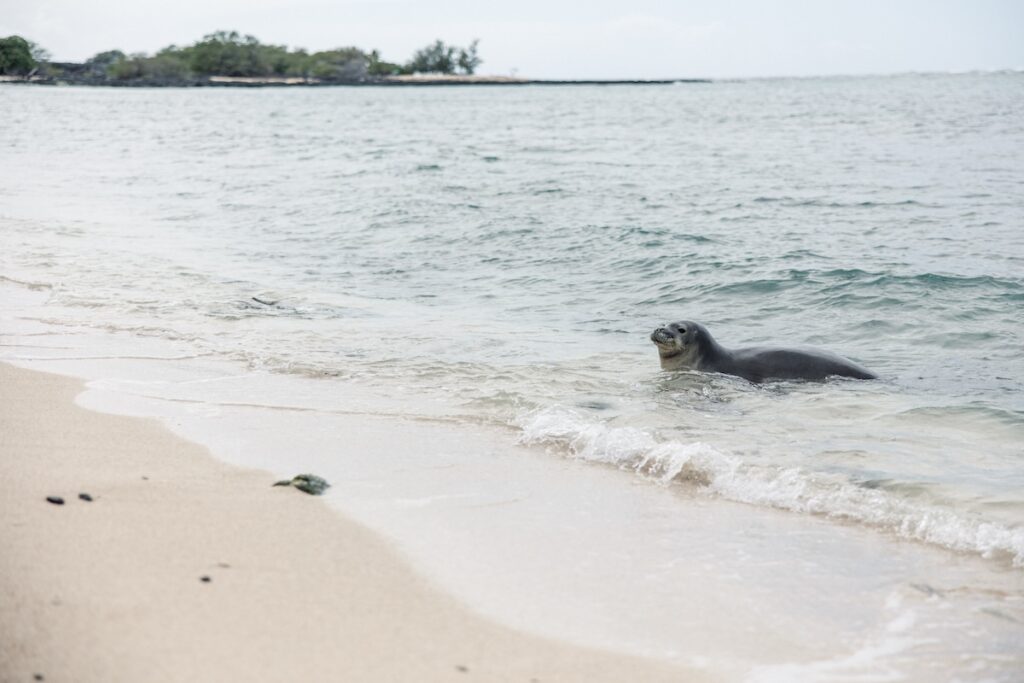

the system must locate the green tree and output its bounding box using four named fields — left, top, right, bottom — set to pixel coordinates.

left=106, top=53, right=146, bottom=80
left=183, top=30, right=274, bottom=77
left=0, top=35, right=37, bottom=75
left=143, top=51, right=190, bottom=79
left=308, top=47, right=368, bottom=80
left=86, top=49, right=126, bottom=76
left=367, top=49, right=406, bottom=76
left=143, top=47, right=193, bottom=79
left=264, top=45, right=306, bottom=76
left=95, top=33, right=311, bottom=81
left=406, top=40, right=454, bottom=74
left=456, top=40, right=481, bottom=75
left=102, top=50, right=188, bottom=81
left=405, top=39, right=482, bottom=75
